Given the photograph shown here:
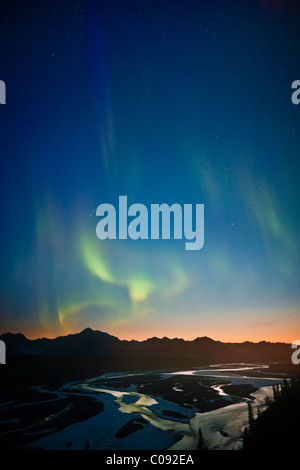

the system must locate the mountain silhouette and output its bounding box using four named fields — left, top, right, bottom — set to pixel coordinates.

left=0, top=328, right=291, bottom=362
